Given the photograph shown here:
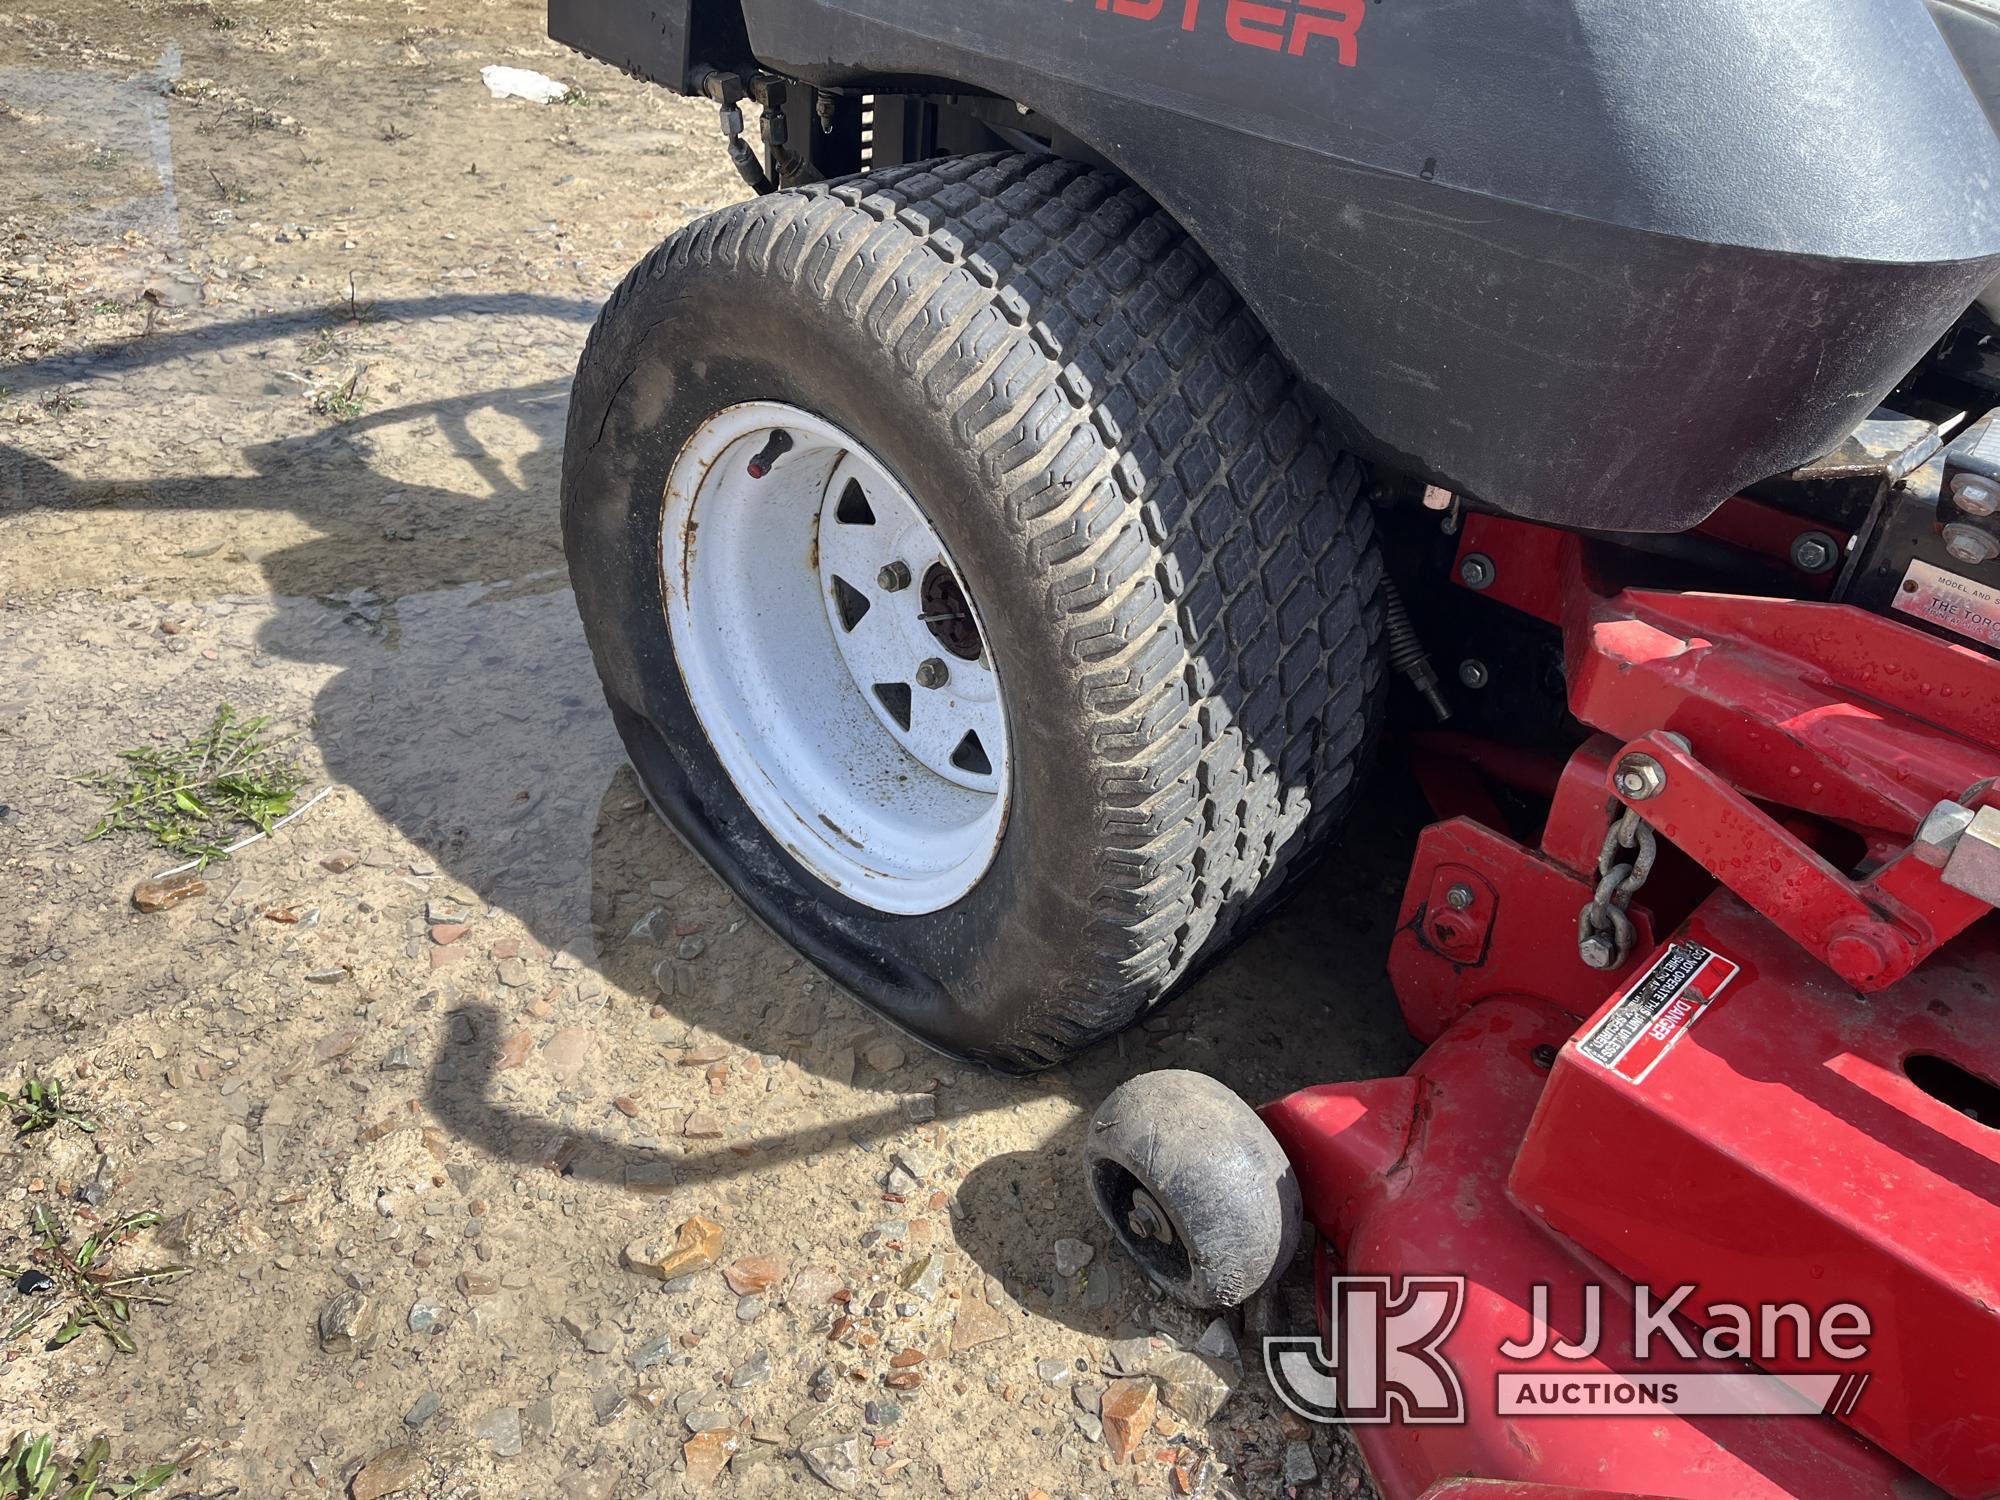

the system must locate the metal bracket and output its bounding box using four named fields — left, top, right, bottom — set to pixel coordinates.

left=1608, top=732, right=1992, bottom=989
